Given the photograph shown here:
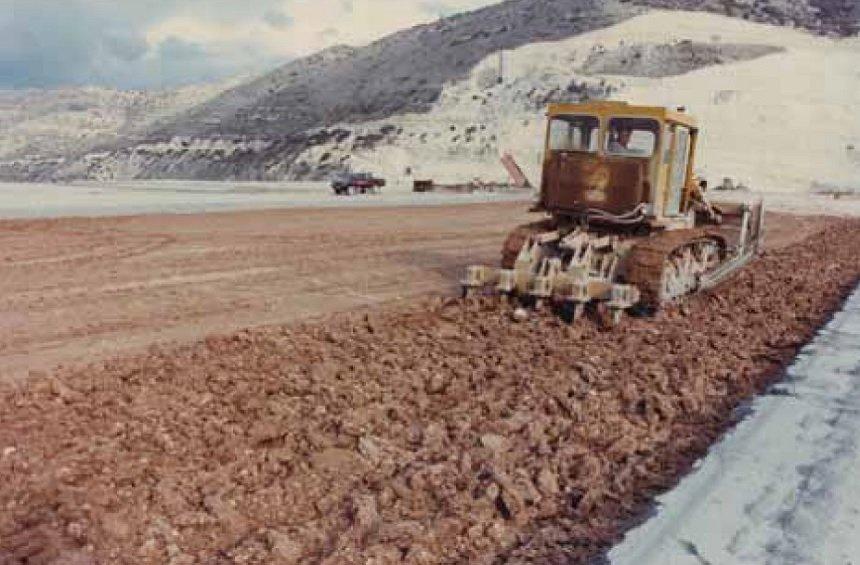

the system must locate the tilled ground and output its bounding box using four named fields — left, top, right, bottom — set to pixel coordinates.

left=1, top=218, right=859, bottom=565
left=0, top=205, right=829, bottom=384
